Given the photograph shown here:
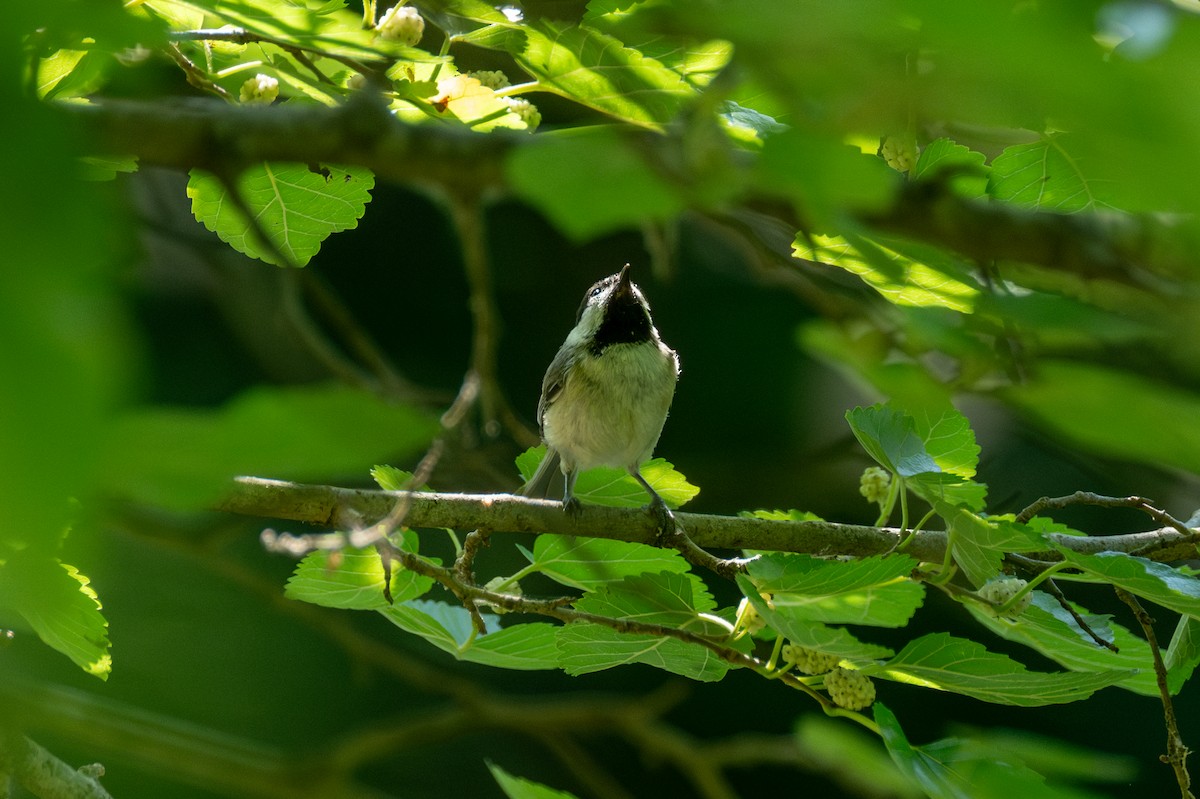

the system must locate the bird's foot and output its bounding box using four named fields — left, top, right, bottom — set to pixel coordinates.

left=647, top=496, right=677, bottom=544
left=563, top=496, right=583, bottom=518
